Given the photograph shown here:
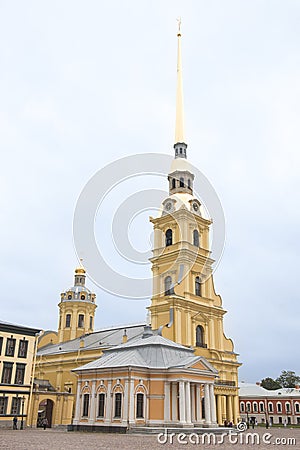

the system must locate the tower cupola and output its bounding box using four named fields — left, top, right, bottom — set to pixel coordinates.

left=57, top=262, right=97, bottom=343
